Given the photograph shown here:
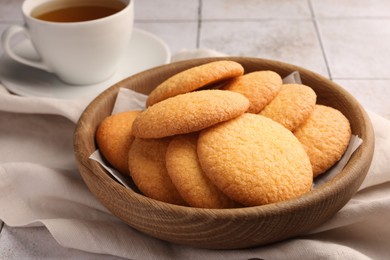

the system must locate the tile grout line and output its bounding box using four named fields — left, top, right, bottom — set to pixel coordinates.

left=135, top=19, right=198, bottom=23
left=0, top=21, right=23, bottom=24
left=134, top=17, right=390, bottom=23
left=308, top=0, right=333, bottom=80
left=196, top=0, right=202, bottom=48
left=333, top=77, right=390, bottom=80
